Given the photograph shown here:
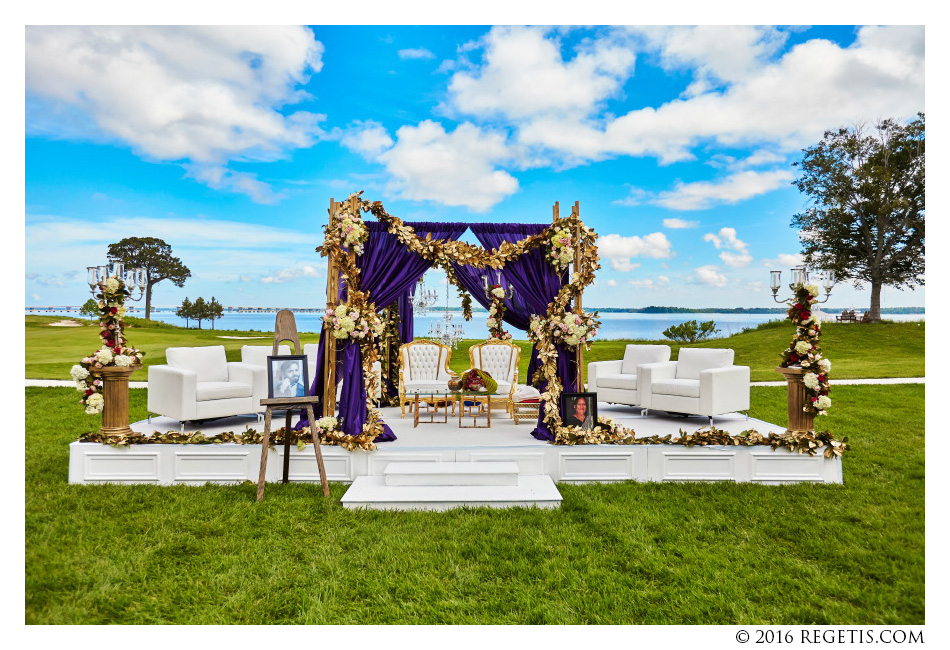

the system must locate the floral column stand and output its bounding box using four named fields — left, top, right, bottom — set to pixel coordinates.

left=72, top=274, right=145, bottom=438
left=775, top=367, right=814, bottom=434
left=777, top=283, right=833, bottom=434
left=91, top=366, right=137, bottom=437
